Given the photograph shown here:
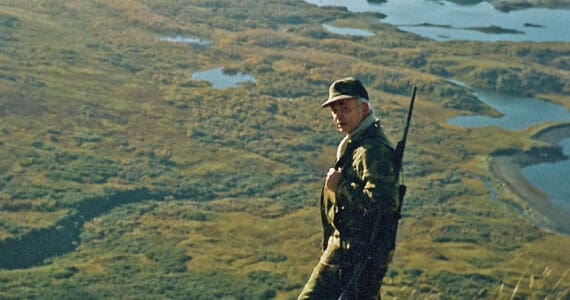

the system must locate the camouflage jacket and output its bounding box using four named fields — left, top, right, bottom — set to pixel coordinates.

left=320, top=120, right=399, bottom=251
